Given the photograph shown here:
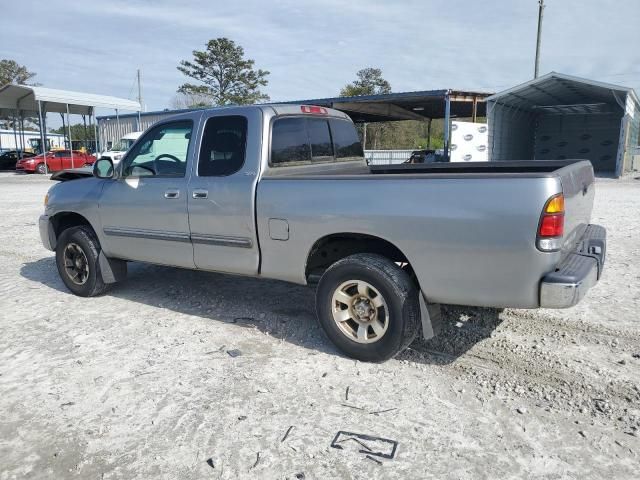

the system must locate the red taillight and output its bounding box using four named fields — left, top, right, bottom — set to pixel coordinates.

left=301, top=105, right=328, bottom=115
left=539, top=213, right=564, bottom=237
left=538, top=193, right=565, bottom=246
